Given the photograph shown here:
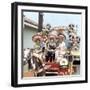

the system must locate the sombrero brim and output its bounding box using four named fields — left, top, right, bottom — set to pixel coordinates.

left=59, top=34, right=66, bottom=40
left=48, top=35, right=56, bottom=39
left=32, top=35, right=42, bottom=42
